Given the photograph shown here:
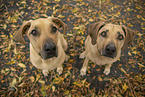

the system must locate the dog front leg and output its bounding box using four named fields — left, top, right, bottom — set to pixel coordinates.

left=79, top=51, right=86, bottom=59
left=80, top=57, right=89, bottom=76
left=103, top=63, right=112, bottom=75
